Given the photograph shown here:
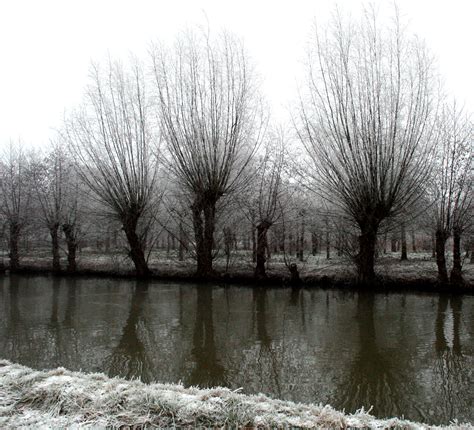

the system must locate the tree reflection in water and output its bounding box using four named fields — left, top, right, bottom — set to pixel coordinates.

left=49, top=277, right=60, bottom=325
left=60, top=278, right=80, bottom=366
left=288, top=287, right=307, bottom=332
left=250, top=288, right=284, bottom=398
left=187, top=287, right=226, bottom=388
left=107, top=281, right=153, bottom=382
left=46, top=277, right=62, bottom=366
left=8, top=276, right=20, bottom=326
left=333, top=293, right=404, bottom=418
left=433, top=295, right=468, bottom=422
left=4, top=276, right=21, bottom=357
left=63, top=278, right=77, bottom=328
left=254, top=288, right=271, bottom=348
left=0, top=276, right=472, bottom=425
